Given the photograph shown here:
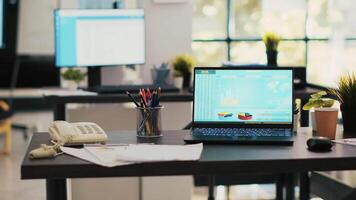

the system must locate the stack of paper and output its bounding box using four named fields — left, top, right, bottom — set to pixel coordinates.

left=61, top=143, right=203, bottom=168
